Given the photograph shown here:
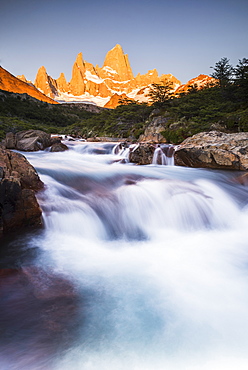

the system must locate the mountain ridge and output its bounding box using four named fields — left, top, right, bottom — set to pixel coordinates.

left=0, top=66, right=58, bottom=105
left=33, top=44, right=182, bottom=108
left=1, top=44, right=216, bottom=108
